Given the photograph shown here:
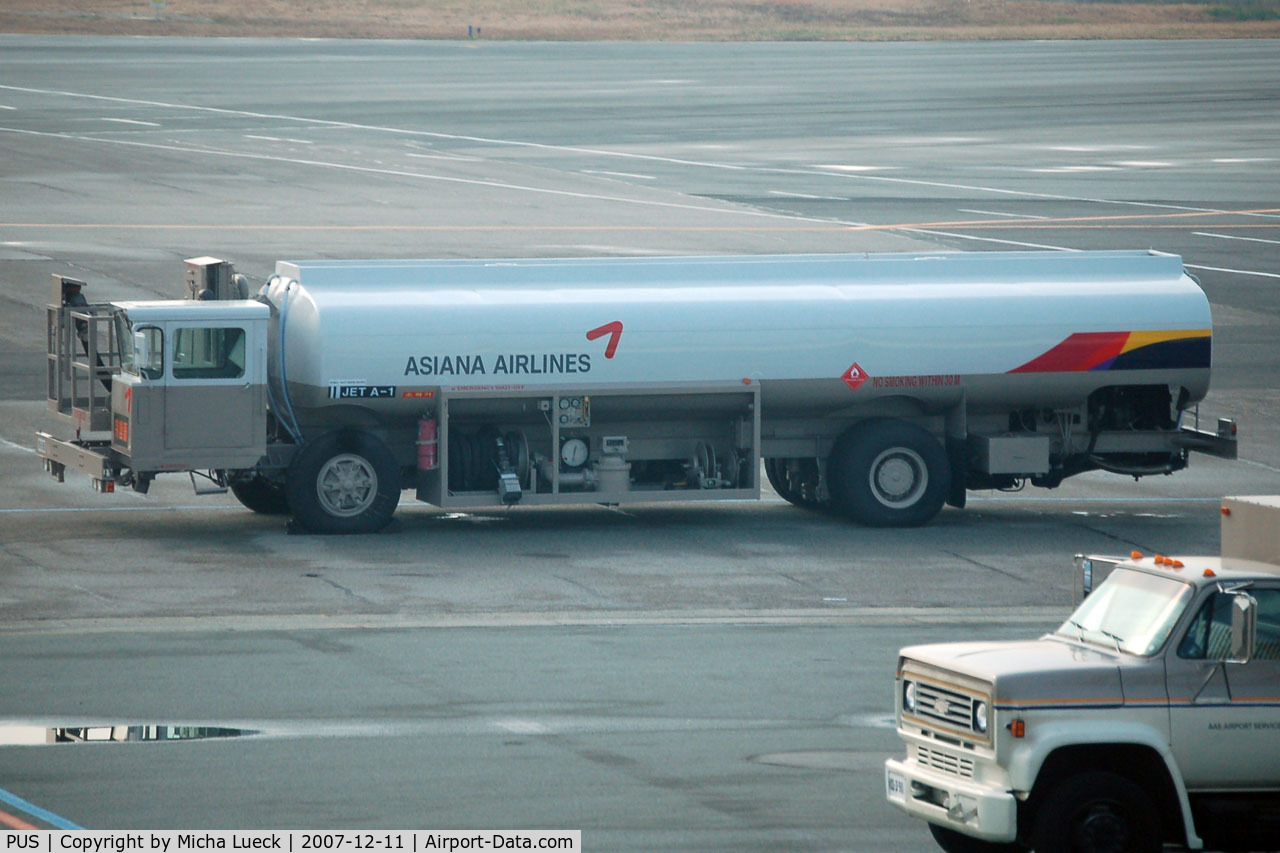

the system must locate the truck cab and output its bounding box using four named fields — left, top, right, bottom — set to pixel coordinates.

left=111, top=300, right=269, bottom=472
left=885, top=495, right=1280, bottom=853
left=38, top=264, right=269, bottom=493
